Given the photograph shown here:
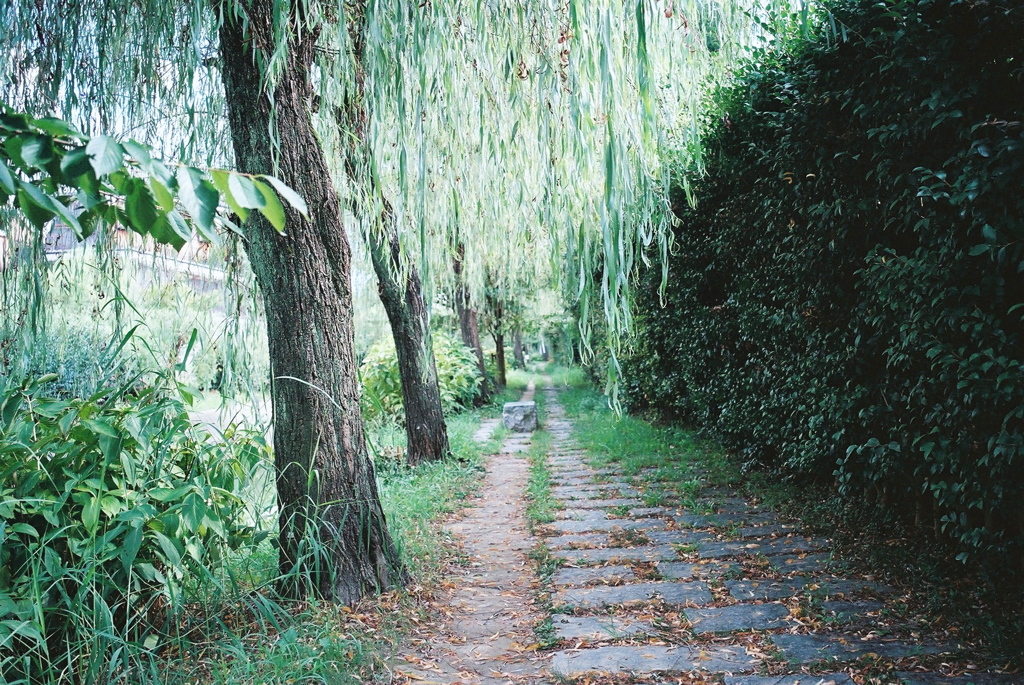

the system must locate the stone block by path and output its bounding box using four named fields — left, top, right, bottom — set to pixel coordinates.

left=686, top=602, right=790, bottom=634
left=726, top=578, right=889, bottom=601
left=698, top=536, right=829, bottom=559
left=546, top=533, right=607, bottom=549
left=658, top=561, right=700, bottom=579
left=552, top=565, right=633, bottom=586
left=549, top=517, right=666, bottom=534
left=554, top=544, right=679, bottom=564
left=725, top=675, right=855, bottom=685
left=771, top=633, right=955, bottom=664
left=894, top=673, right=1021, bottom=685
left=551, top=615, right=655, bottom=641
left=503, top=401, right=537, bottom=432
left=554, top=580, right=713, bottom=609
left=549, top=644, right=757, bottom=677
